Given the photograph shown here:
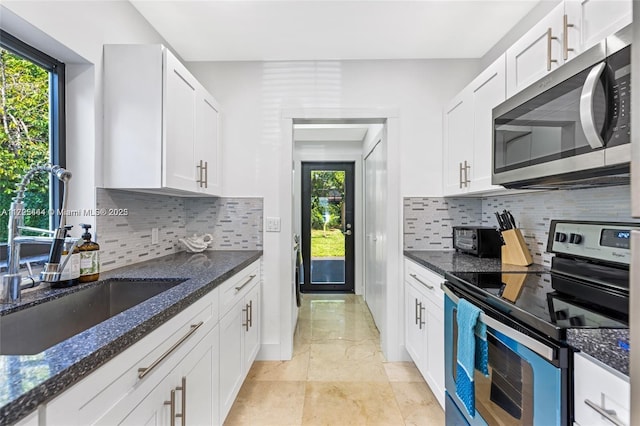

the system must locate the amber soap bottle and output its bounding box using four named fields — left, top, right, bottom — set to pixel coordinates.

left=78, top=223, right=100, bottom=283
